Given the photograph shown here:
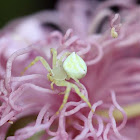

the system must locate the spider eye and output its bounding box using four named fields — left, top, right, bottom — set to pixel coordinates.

left=63, top=52, right=87, bottom=79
